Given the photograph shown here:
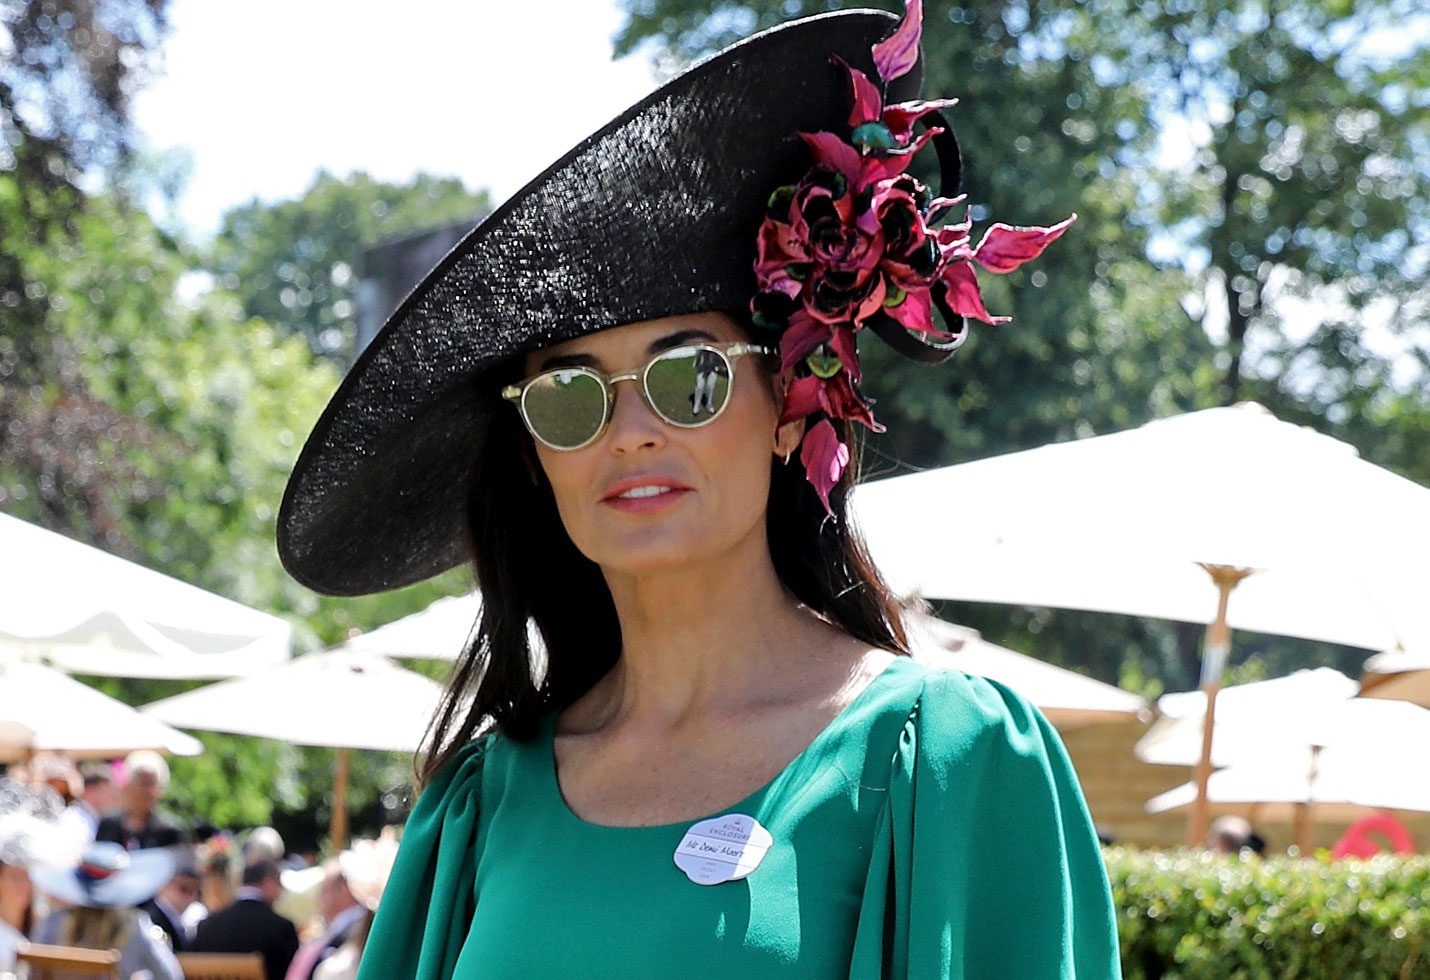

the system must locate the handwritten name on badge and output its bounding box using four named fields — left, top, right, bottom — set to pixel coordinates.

left=673, top=814, right=773, bottom=885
